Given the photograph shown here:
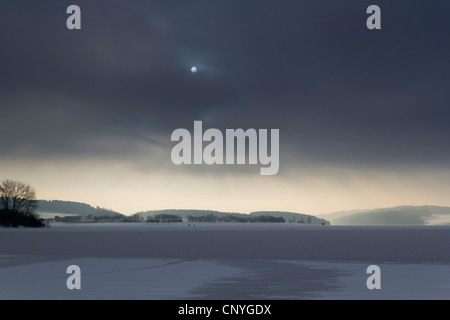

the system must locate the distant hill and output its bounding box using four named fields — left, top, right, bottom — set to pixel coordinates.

left=138, top=209, right=330, bottom=225
left=35, top=202, right=329, bottom=225
left=35, top=200, right=450, bottom=226
left=37, top=200, right=124, bottom=217
left=321, top=206, right=450, bottom=226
